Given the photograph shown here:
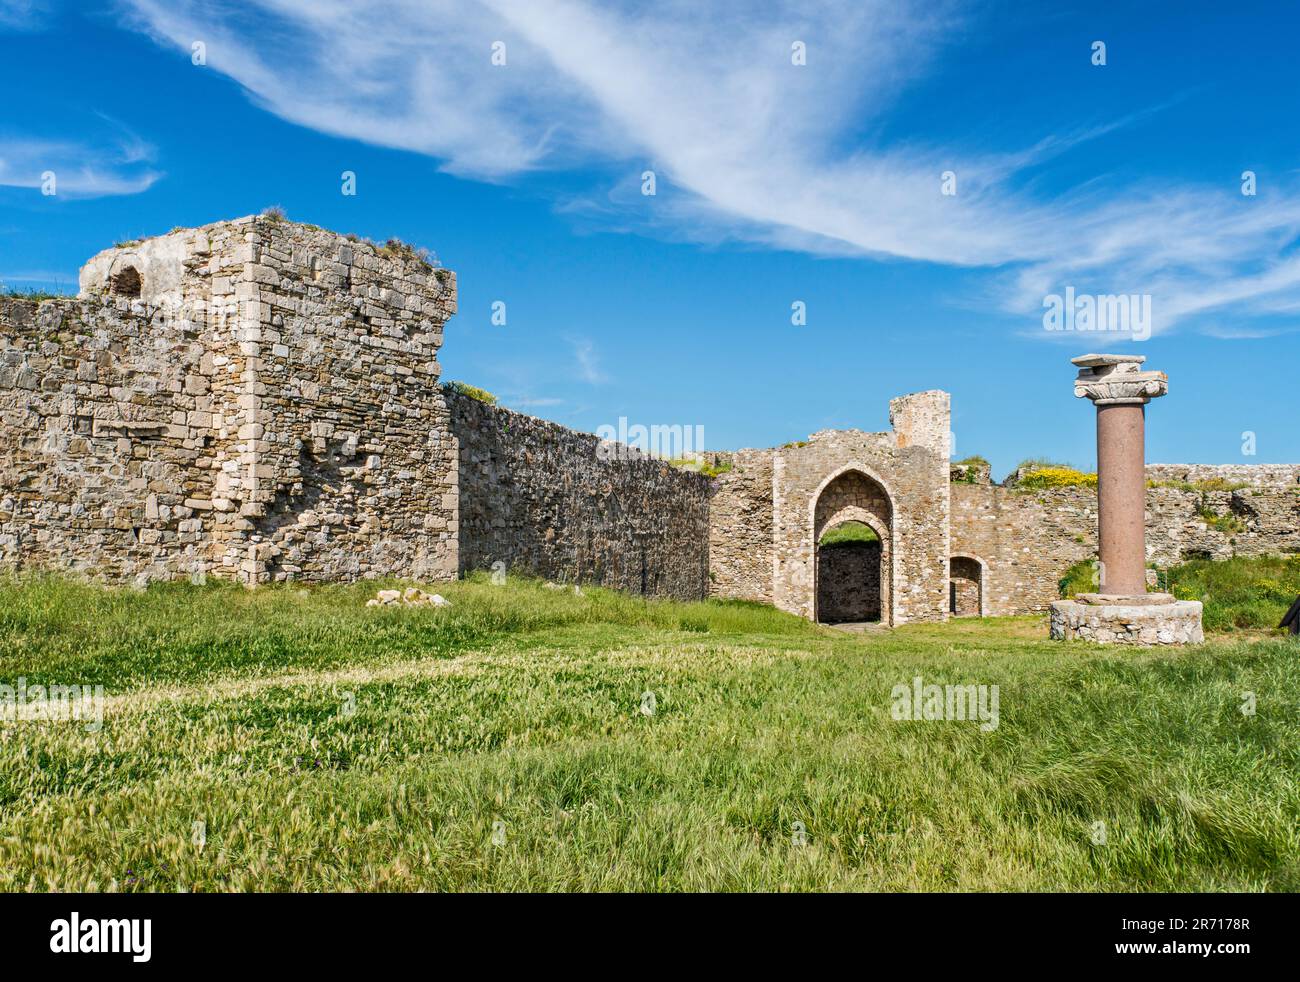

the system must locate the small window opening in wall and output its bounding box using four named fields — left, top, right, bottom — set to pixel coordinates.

left=110, top=266, right=142, bottom=297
